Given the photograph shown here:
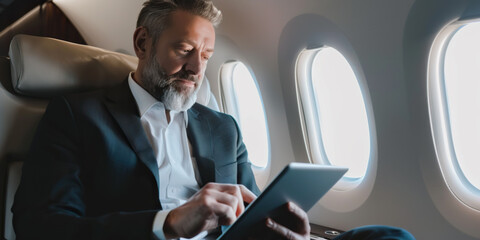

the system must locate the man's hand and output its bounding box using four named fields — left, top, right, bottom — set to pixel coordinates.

left=163, top=183, right=257, bottom=239
left=265, top=202, right=311, bottom=240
